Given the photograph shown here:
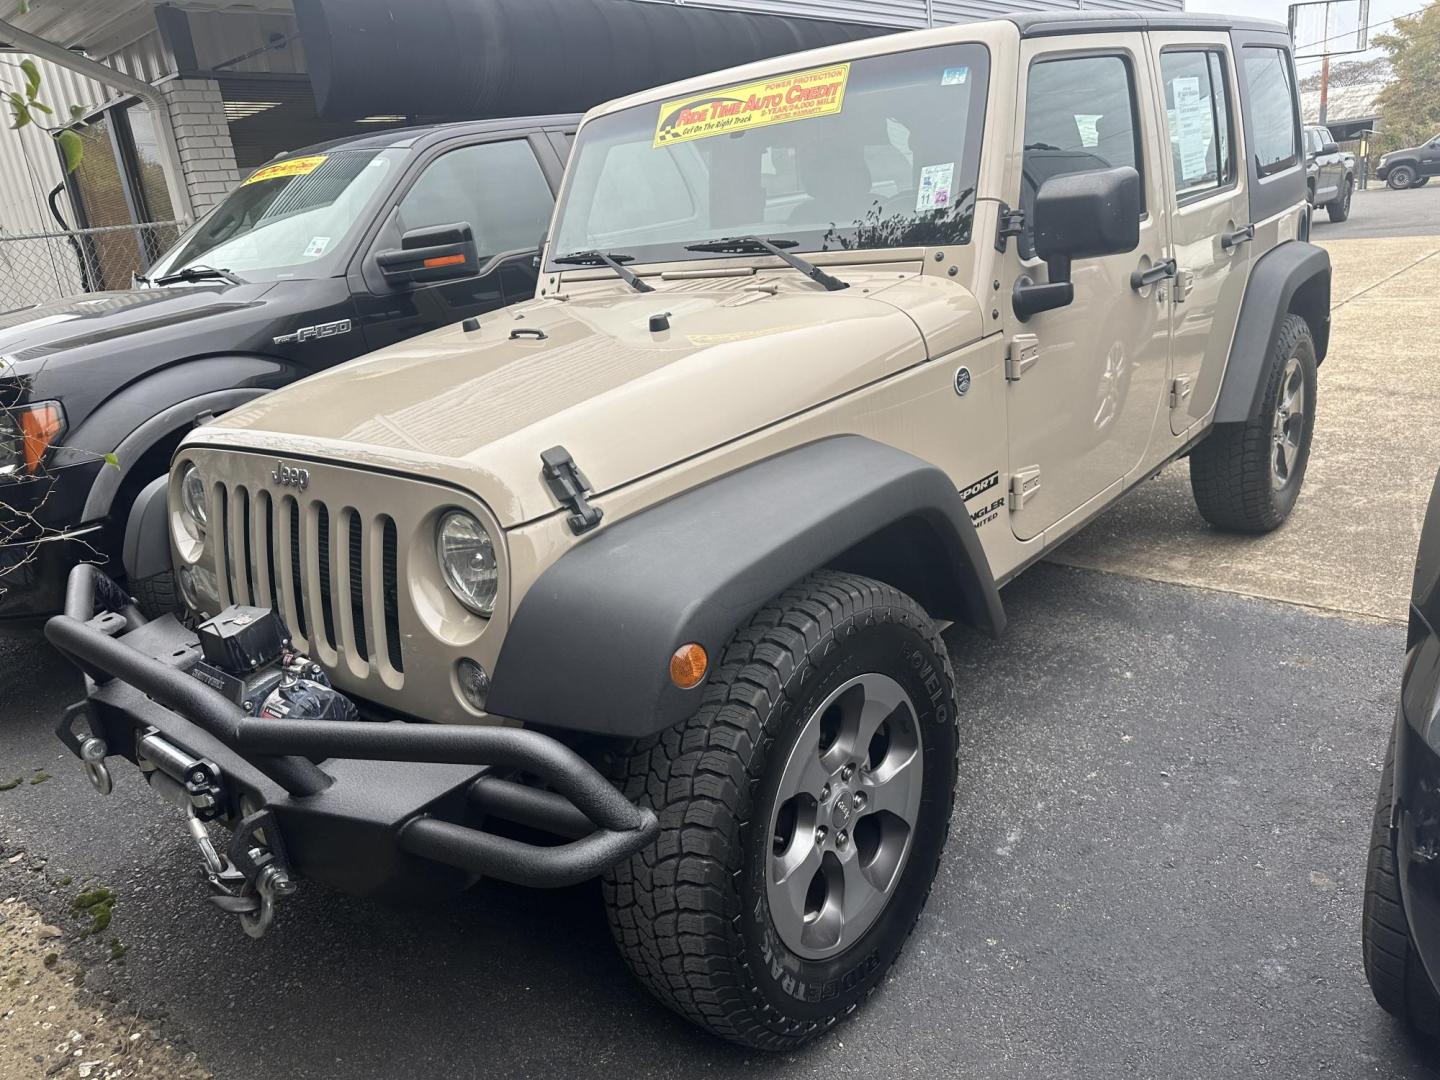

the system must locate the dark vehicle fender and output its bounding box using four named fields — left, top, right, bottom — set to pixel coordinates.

left=1214, top=240, right=1331, bottom=424
left=73, top=356, right=304, bottom=523
left=486, top=436, right=1005, bottom=739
